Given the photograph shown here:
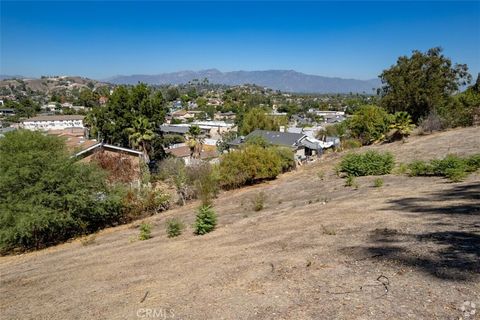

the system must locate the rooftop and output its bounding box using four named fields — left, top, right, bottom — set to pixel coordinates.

left=23, top=115, right=85, bottom=122
left=230, top=129, right=306, bottom=147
